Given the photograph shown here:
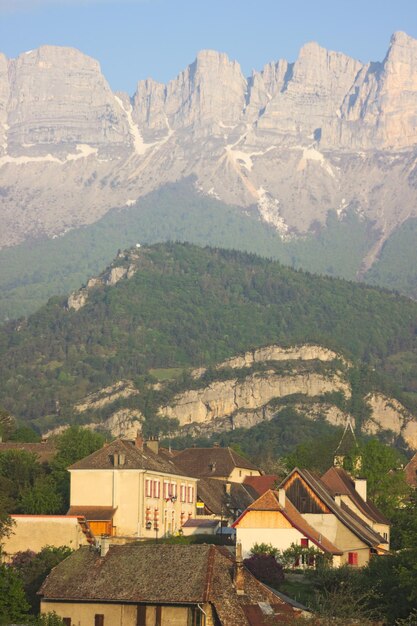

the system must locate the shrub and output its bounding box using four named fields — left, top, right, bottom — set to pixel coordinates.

left=243, top=553, right=284, bottom=588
